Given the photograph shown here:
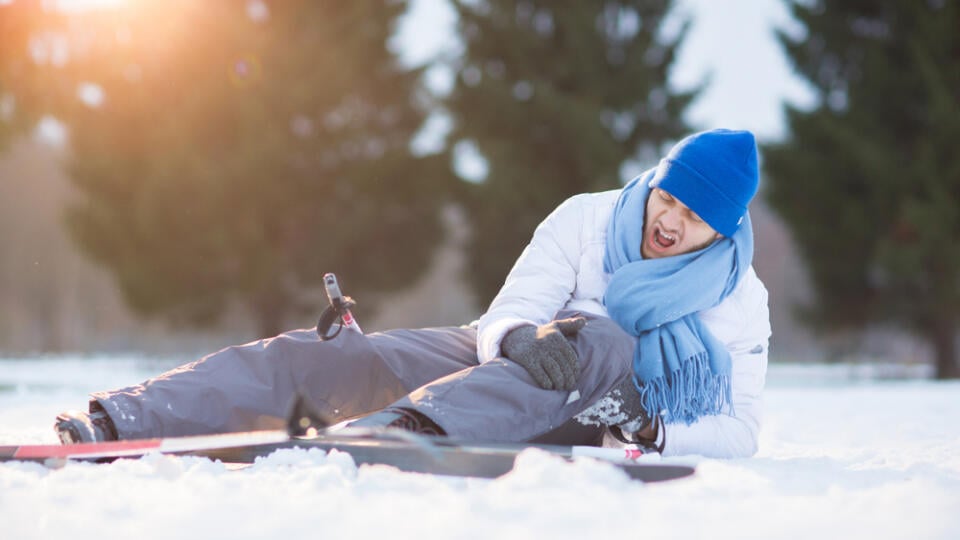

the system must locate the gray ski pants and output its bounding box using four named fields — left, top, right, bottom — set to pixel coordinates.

left=92, top=311, right=637, bottom=444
